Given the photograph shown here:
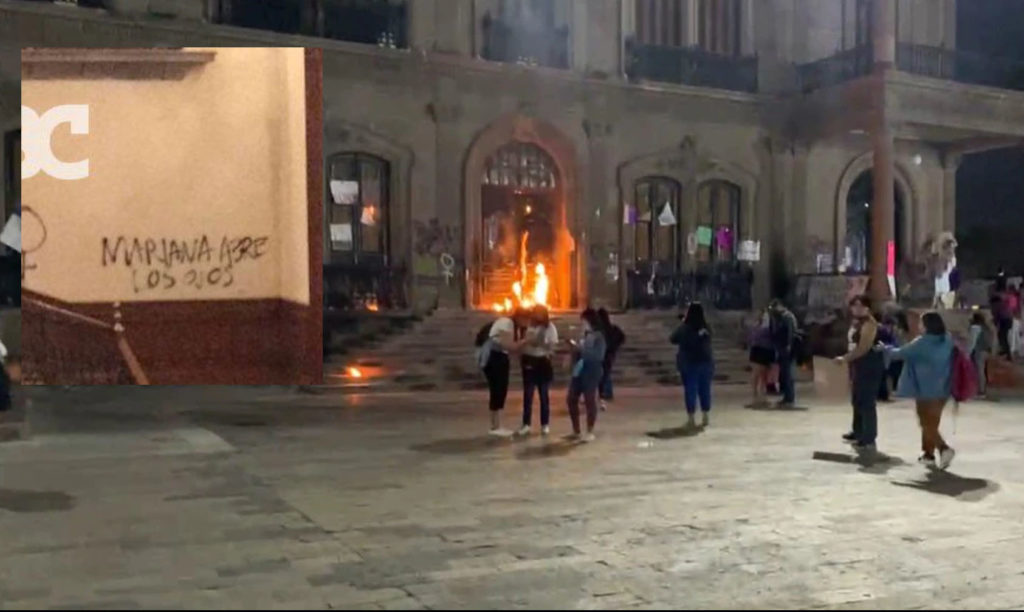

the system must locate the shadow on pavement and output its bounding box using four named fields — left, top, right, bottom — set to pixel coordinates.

left=0, top=488, right=76, bottom=513
left=647, top=425, right=704, bottom=440
left=812, top=450, right=906, bottom=474
left=516, top=440, right=580, bottom=460
left=892, top=471, right=1000, bottom=501
left=410, top=436, right=512, bottom=455
left=744, top=403, right=810, bottom=412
